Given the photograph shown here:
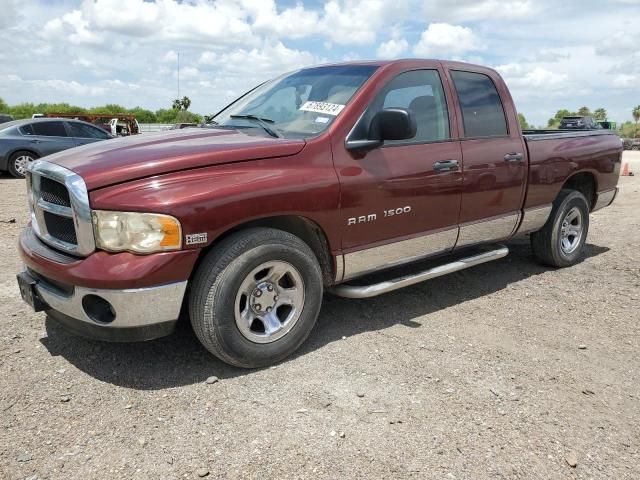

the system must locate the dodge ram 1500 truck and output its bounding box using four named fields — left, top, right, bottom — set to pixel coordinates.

left=16, top=60, right=622, bottom=368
